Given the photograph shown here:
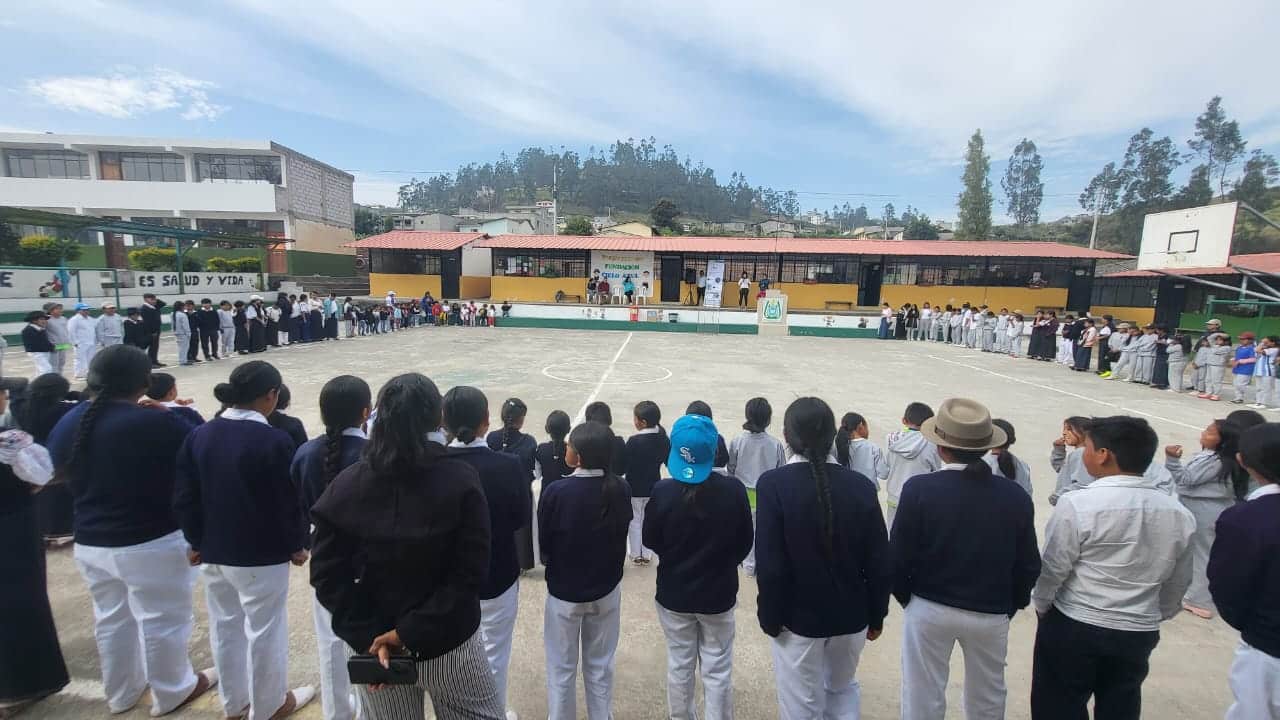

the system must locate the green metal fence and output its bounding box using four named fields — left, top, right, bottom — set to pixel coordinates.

left=1183, top=296, right=1280, bottom=339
